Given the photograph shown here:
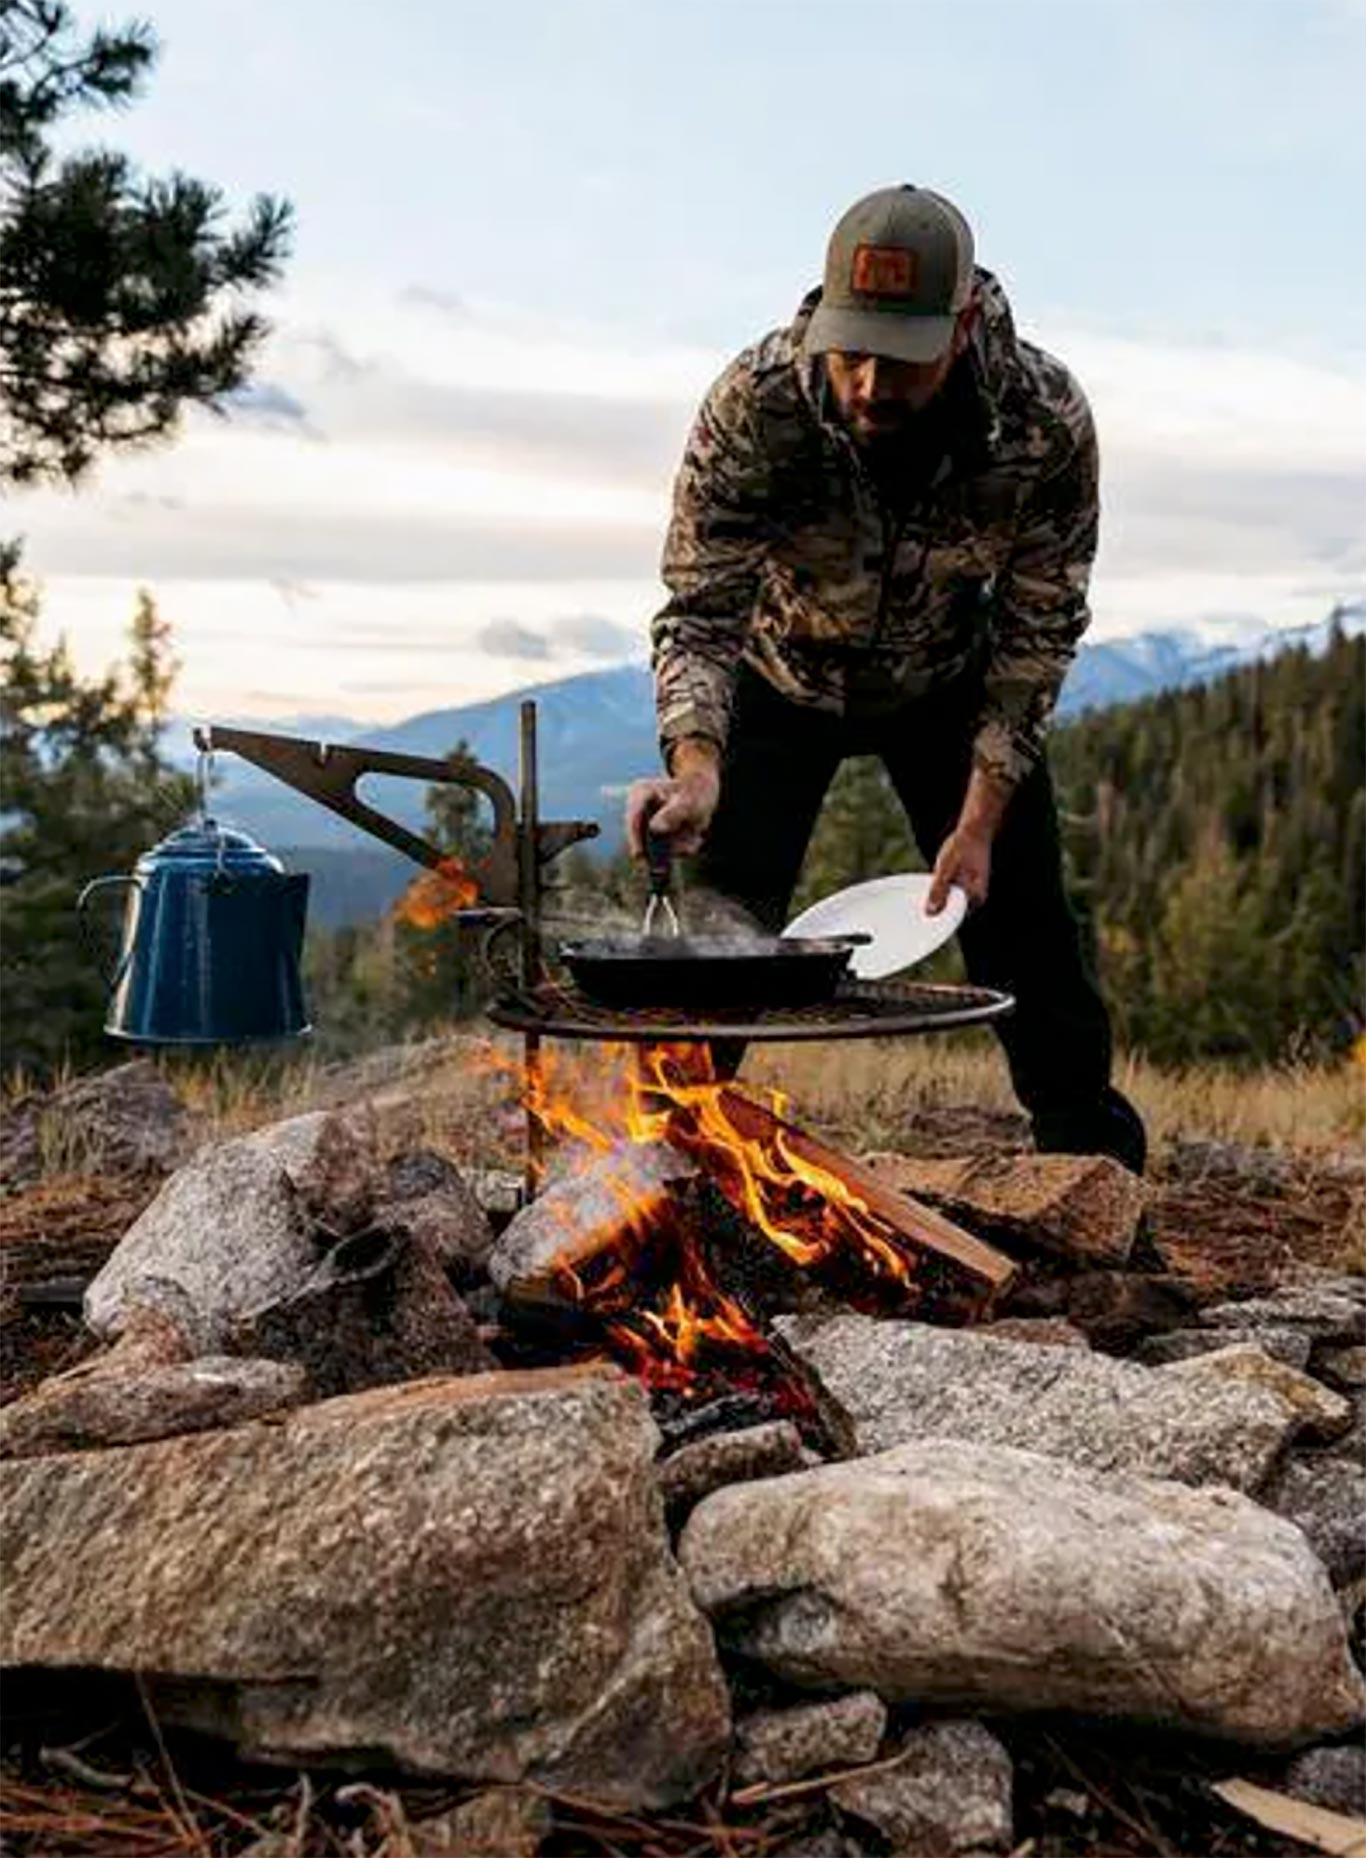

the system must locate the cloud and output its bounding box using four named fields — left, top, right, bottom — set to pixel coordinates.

left=279, top=331, right=690, bottom=484
left=552, top=612, right=642, bottom=658
left=222, top=380, right=315, bottom=433
left=269, top=578, right=319, bottom=608
left=467, top=611, right=645, bottom=664
left=1096, top=460, right=1366, bottom=584
left=115, top=490, right=184, bottom=514
left=14, top=289, right=1366, bottom=718
left=21, top=503, right=660, bottom=583
left=475, top=616, right=553, bottom=659
left=401, top=284, right=467, bottom=319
